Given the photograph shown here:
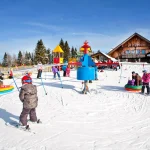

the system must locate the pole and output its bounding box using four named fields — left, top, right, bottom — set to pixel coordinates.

left=40, top=77, right=47, bottom=95
left=118, top=63, right=122, bottom=83
left=58, top=52, right=63, bottom=88
left=12, top=77, right=20, bottom=91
